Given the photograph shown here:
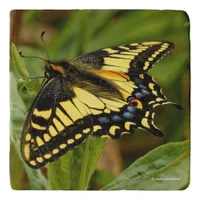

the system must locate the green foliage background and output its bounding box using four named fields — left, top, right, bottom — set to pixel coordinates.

left=10, top=10, right=190, bottom=190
